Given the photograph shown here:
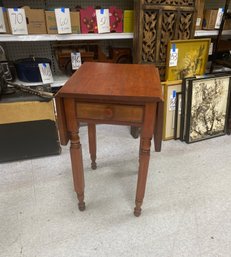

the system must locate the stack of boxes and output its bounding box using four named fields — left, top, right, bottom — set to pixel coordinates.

left=0, top=6, right=134, bottom=35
